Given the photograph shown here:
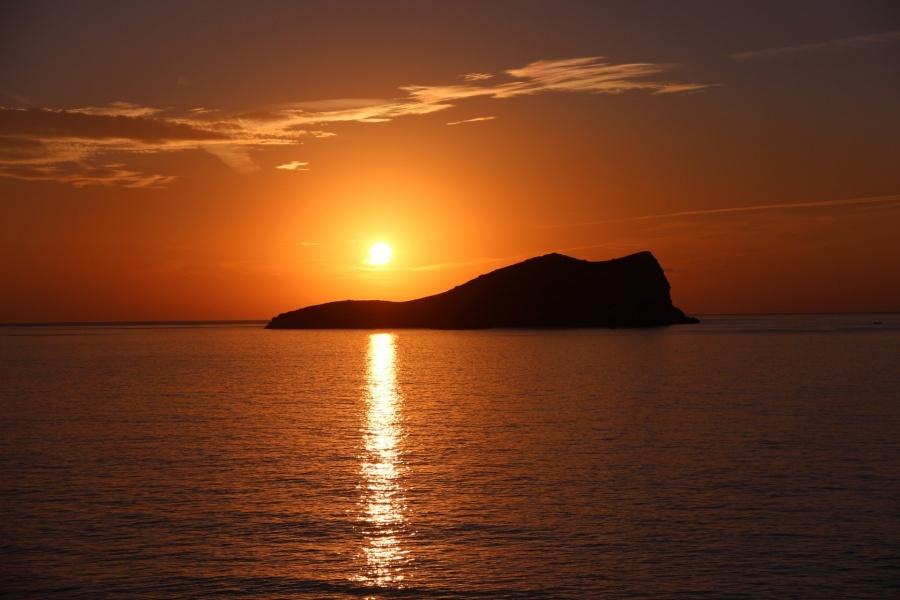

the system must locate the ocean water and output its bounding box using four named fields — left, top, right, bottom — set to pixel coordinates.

left=1, top=315, right=898, bottom=598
